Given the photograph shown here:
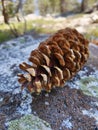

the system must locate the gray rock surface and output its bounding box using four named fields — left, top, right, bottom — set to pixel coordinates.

left=0, top=35, right=98, bottom=130
left=0, top=35, right=48, bottom=130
